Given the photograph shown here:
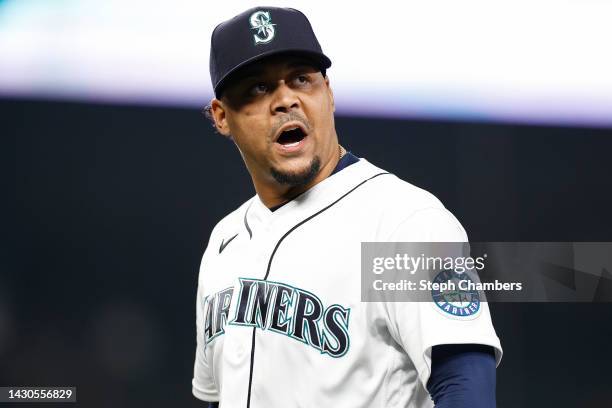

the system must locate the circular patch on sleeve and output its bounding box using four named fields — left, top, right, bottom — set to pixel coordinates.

left=431, top=269, right=481, bottom=319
